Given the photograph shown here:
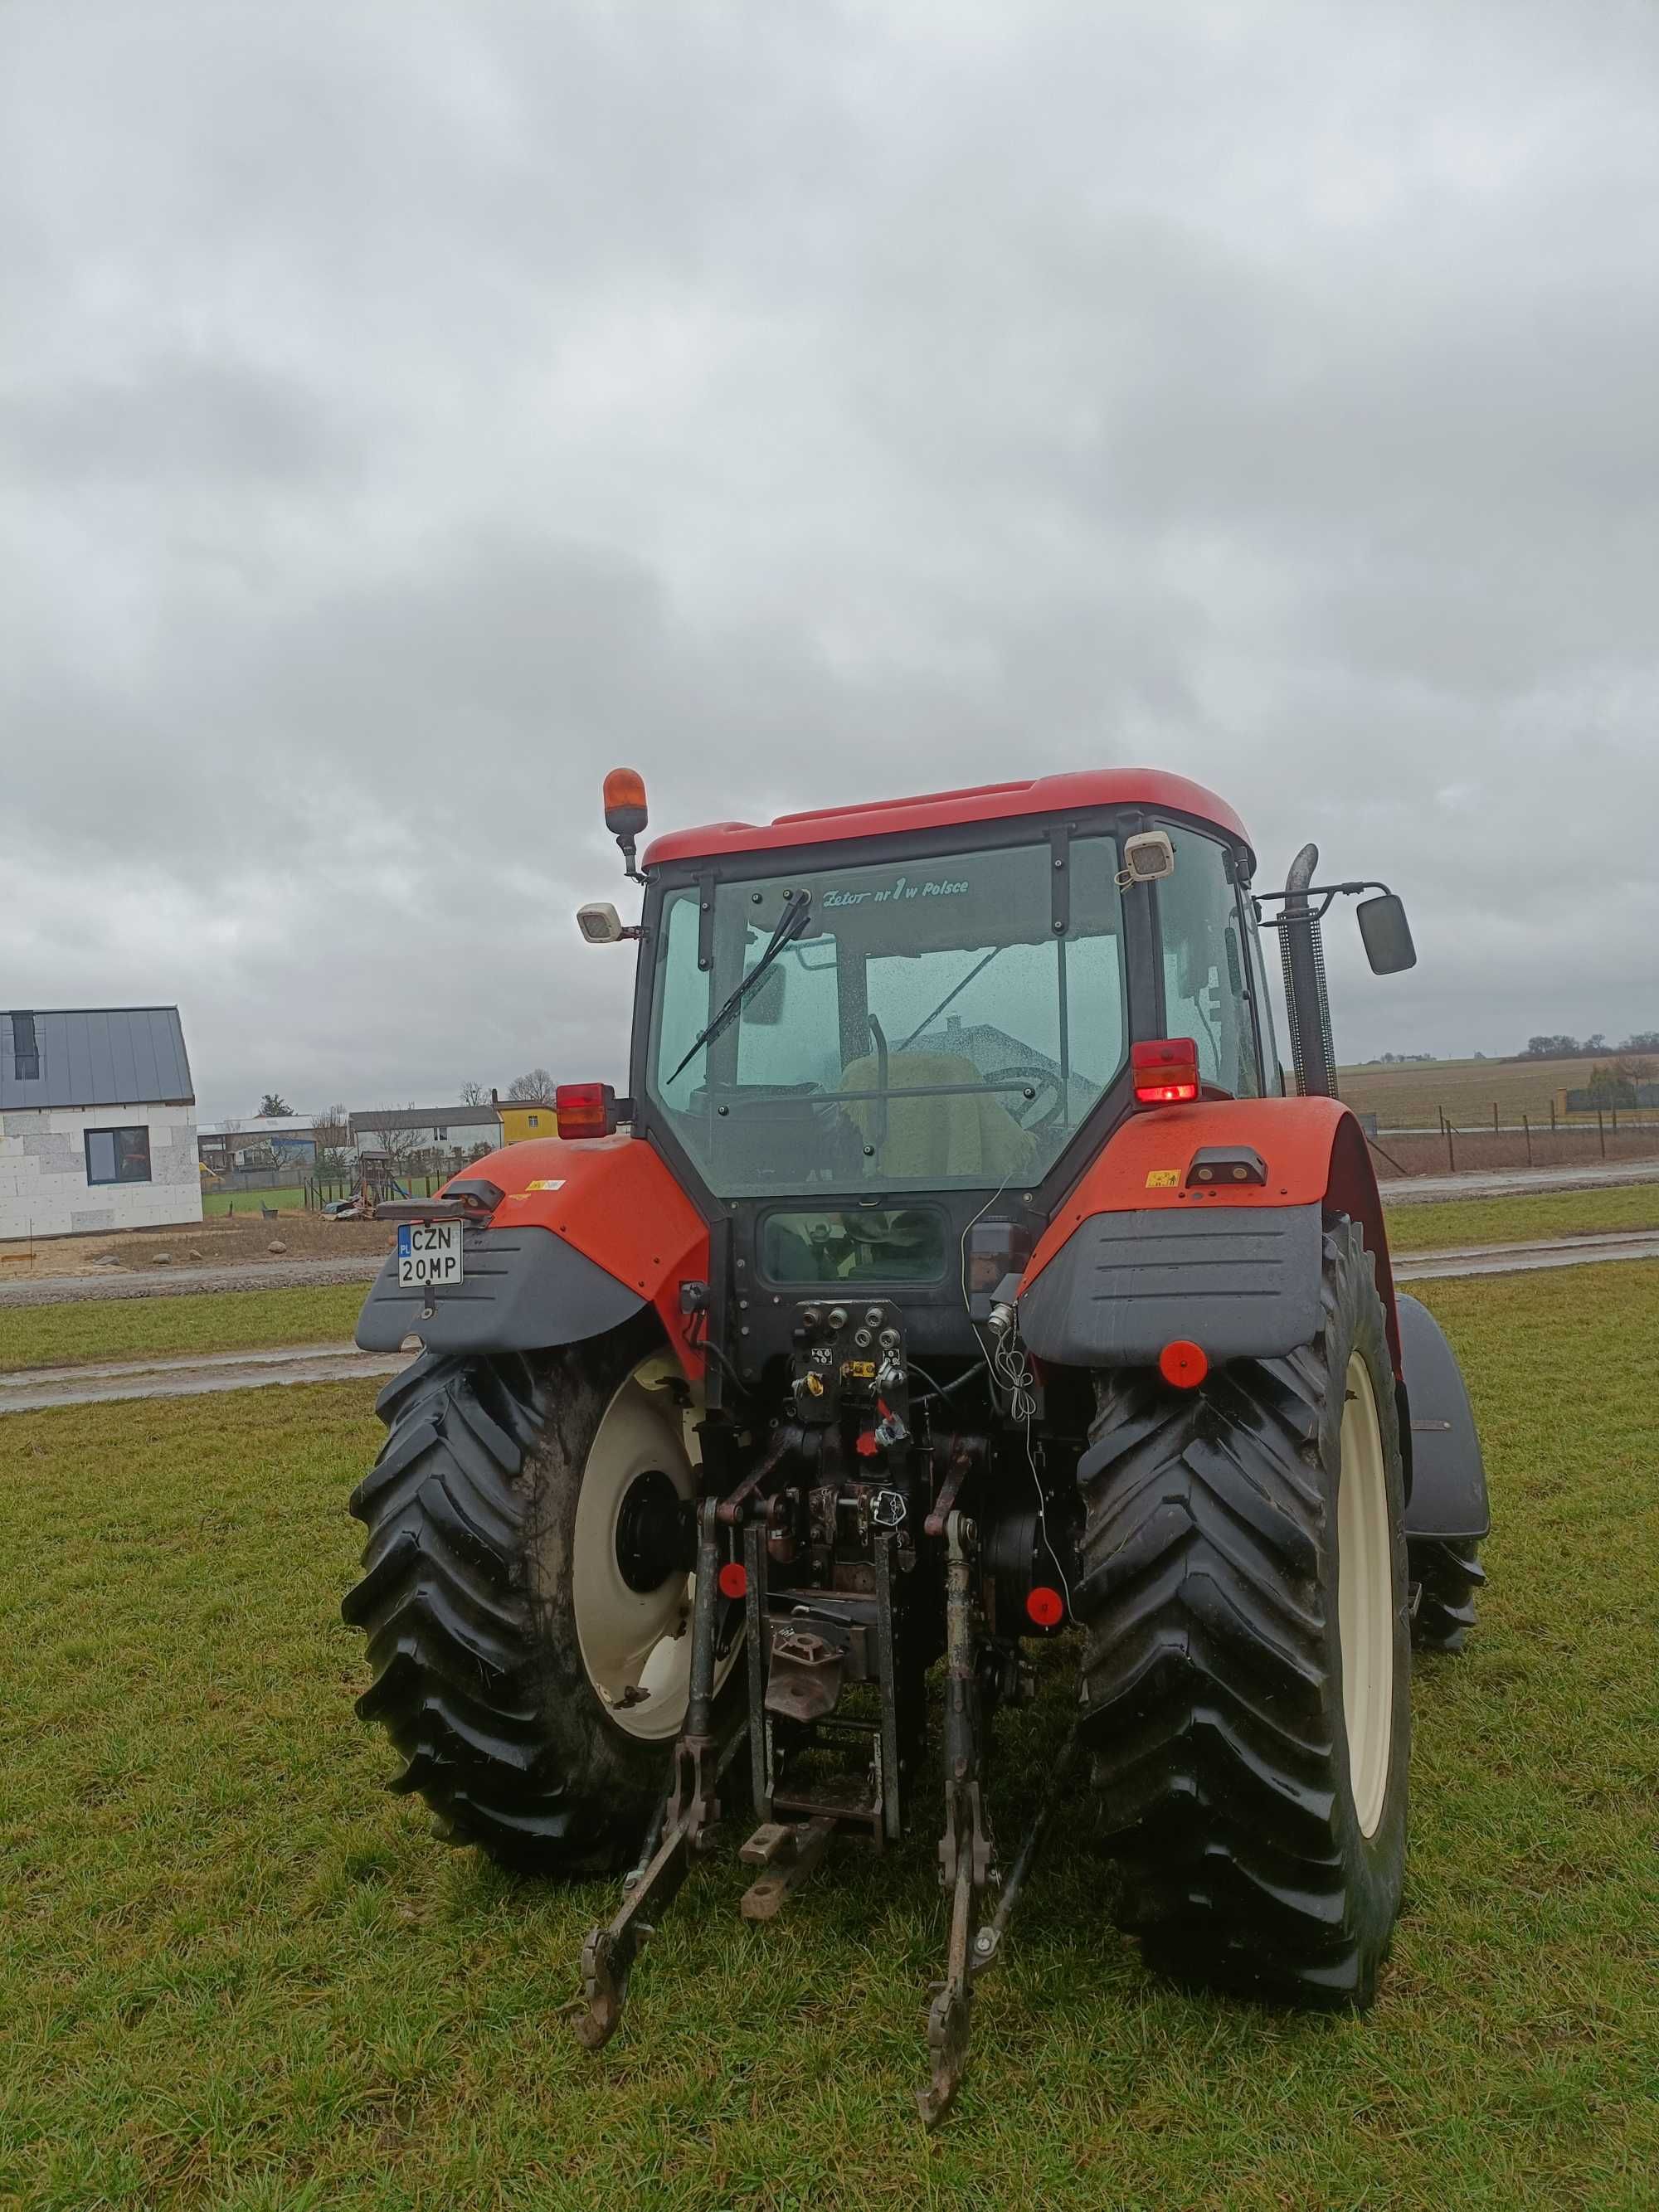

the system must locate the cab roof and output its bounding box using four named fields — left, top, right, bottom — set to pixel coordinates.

left=642, top=769, right=1254, bottom=872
